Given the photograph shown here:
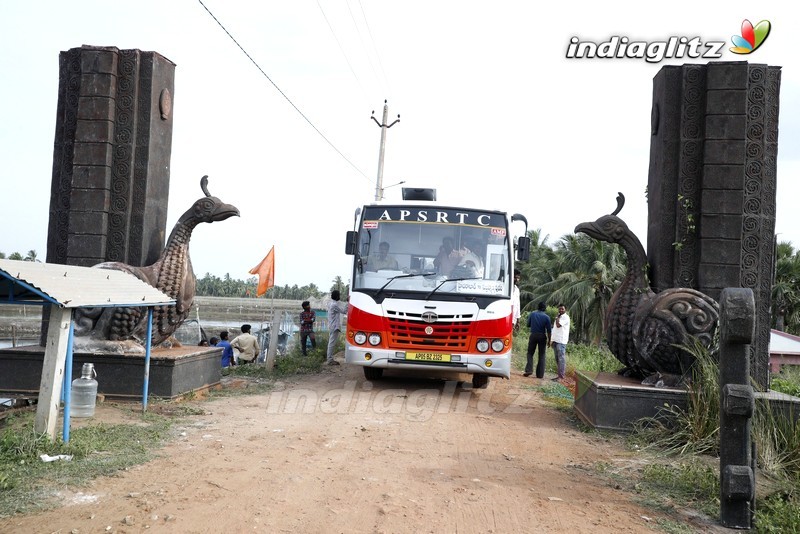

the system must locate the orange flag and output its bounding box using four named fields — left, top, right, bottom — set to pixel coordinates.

left=249, top=246, right=275, bottom=297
